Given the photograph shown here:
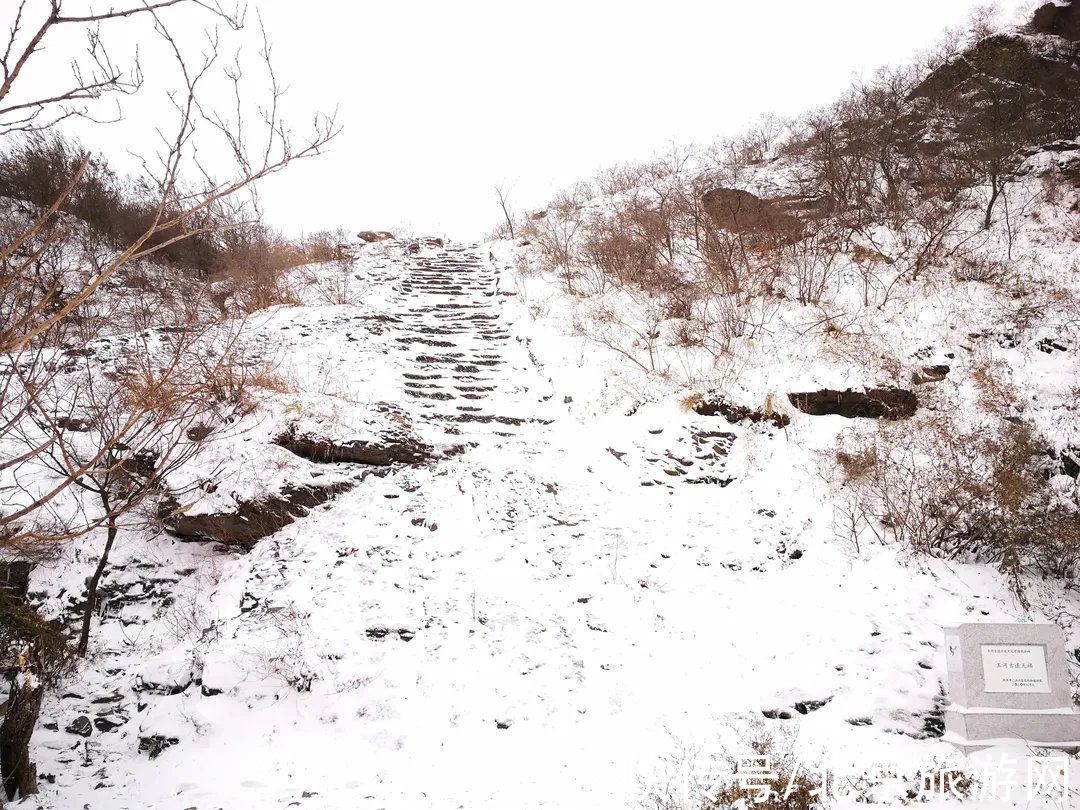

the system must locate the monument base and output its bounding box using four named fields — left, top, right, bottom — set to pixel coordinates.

left=944, top=705, right=1080, bottom=753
